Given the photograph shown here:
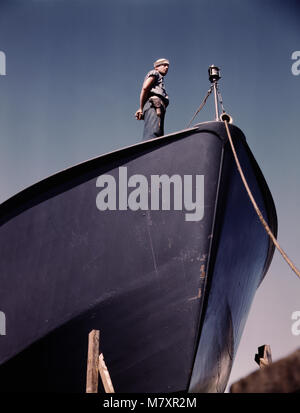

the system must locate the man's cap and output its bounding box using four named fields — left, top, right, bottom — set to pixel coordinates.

left=153, top=58, right=170, bottom=68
